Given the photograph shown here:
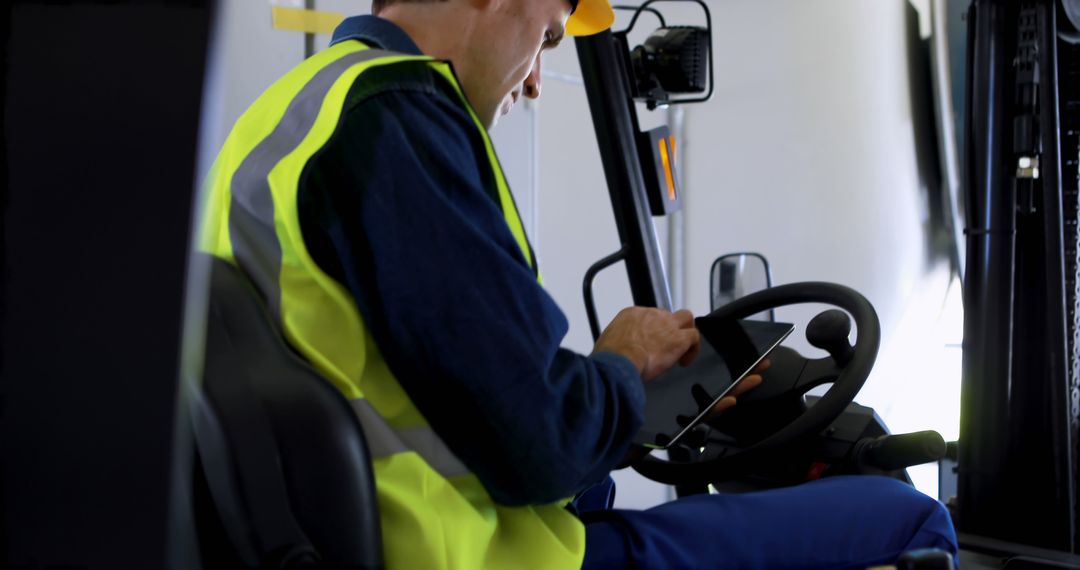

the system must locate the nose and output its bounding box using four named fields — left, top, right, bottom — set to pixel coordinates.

left=523, top=52, right=543, bottom=100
